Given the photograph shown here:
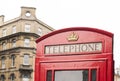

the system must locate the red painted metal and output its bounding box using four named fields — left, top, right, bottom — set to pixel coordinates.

left=35, top=27, right=114, bottom=81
